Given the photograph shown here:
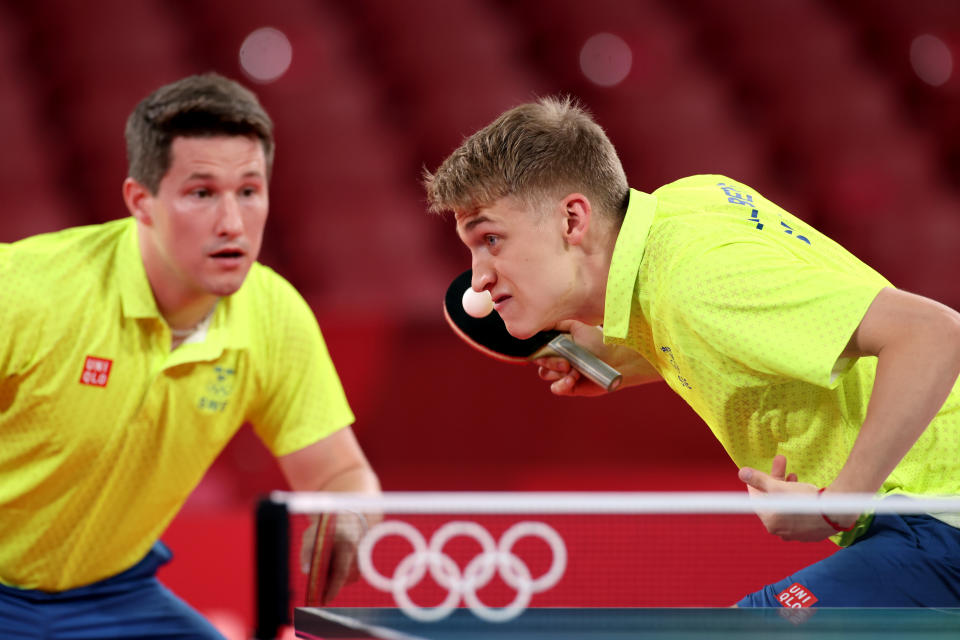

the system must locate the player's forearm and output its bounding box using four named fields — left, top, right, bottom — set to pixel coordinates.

left=311, top=464, right=381, bottom=495
left=279, top=428, right=382, bottom=496
left=831, top=318, right=960, bottom=495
